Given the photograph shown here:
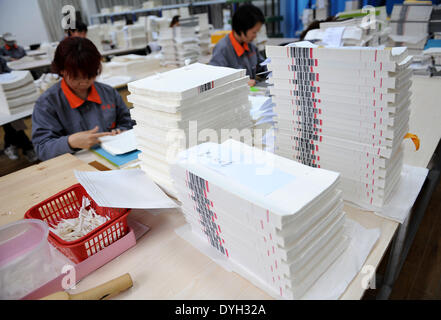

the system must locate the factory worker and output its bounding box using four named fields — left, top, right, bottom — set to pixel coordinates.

left=32, top=37, right=134, bottom=161
left=67, top=21, right=88, bottom=38
left=209, top=4, right=267, bottom=87
left=0, top=33, right=26, bottom=61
